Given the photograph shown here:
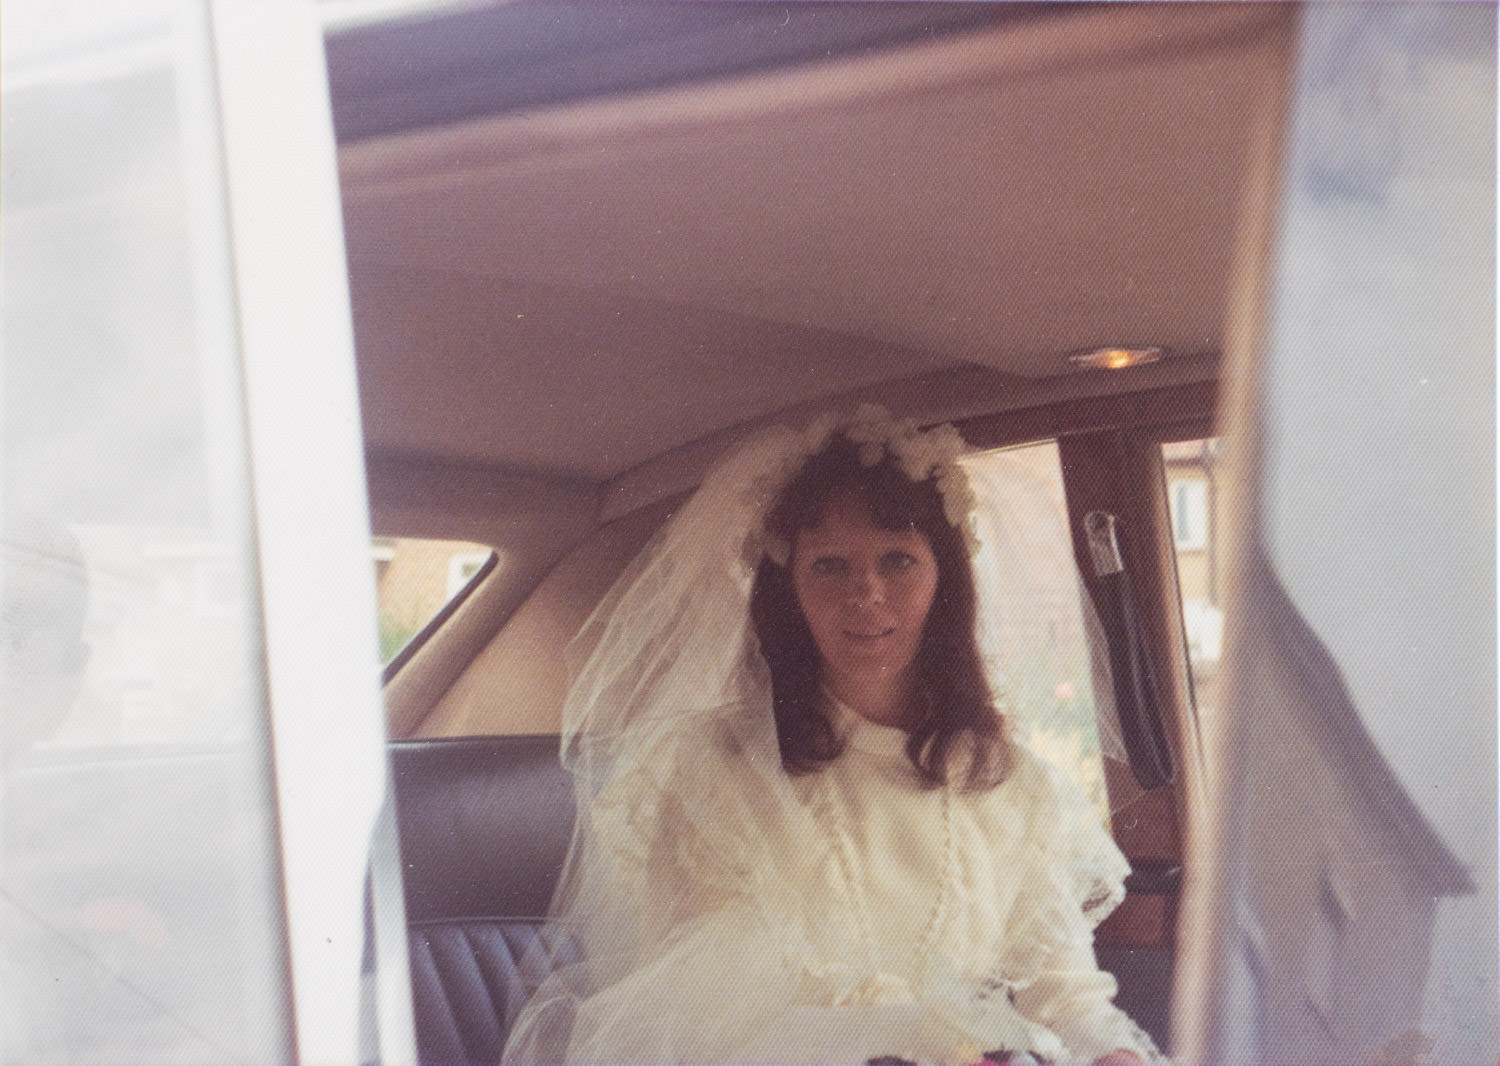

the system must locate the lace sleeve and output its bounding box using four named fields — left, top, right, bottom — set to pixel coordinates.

left=992, top=748, right=1130, bottom=955
left=1011, top=943, right=1167, bottom=1064
left=1025, top=747, right=1131, bottom=928
left=504, top=712, right=833, bottom=1063
left=990, top=749, right=1165, bottom=1062
left=588, top=738, right=763, bottom=940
